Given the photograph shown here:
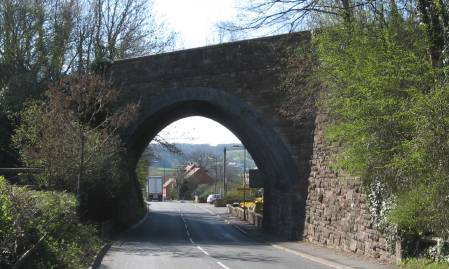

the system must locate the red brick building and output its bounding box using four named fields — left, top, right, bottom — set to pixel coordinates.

left=184, top=164, right=214, bottom=184
left=163, top=178, right=176, bottom=200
